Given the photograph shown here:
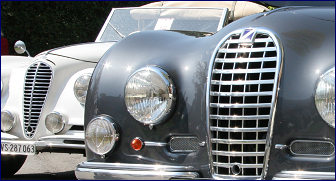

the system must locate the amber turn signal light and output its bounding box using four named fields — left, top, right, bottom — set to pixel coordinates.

left=131, top=137, right=143, bottom=151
